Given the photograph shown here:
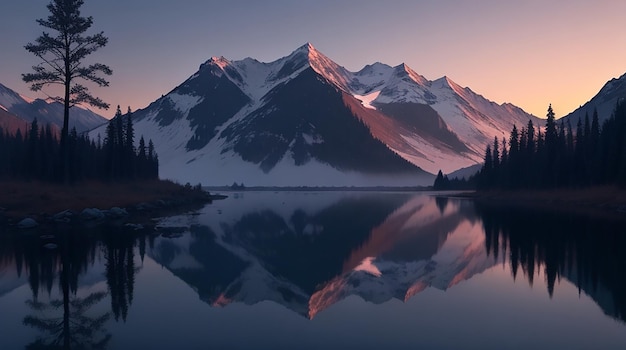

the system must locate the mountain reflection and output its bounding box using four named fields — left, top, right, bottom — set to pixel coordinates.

left=150, top=192, right=626, bottom=323
left=150, top=192, right=494, bottom=318
left=2, top=191, right=626, bottom=348
left=476, top=202, right=626, bottom=323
